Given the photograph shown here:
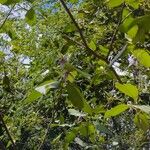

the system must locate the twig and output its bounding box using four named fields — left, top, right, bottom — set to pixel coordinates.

left=59, top=0, right=106, bottom=62
left=0, top=4, right=15, bottom=30
left=0, top=113, right=16, bottom=149
left=109, top=44, right=128, bottom=67
left=59, top=0, right=122, bottom=83
left=107, top=3, right=125, bottom=59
